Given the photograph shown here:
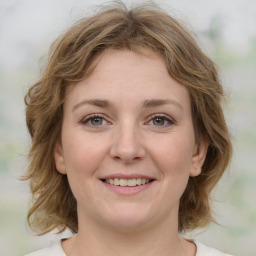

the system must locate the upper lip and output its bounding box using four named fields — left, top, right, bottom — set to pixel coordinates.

left=100, top=173, right=156, bottom=180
